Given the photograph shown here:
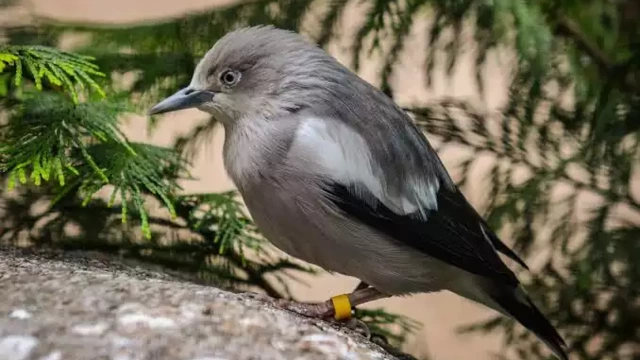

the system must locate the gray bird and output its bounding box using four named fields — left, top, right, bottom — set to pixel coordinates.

left=149, top=26, right=568, bottom=359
